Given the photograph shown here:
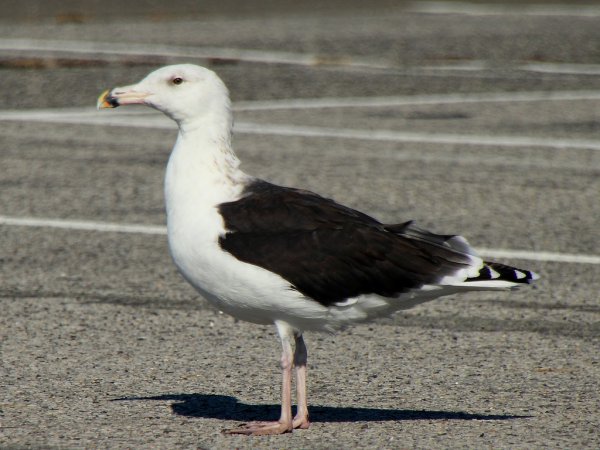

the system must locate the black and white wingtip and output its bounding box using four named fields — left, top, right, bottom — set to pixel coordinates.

left=469, top=261, right=540, bottom=286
